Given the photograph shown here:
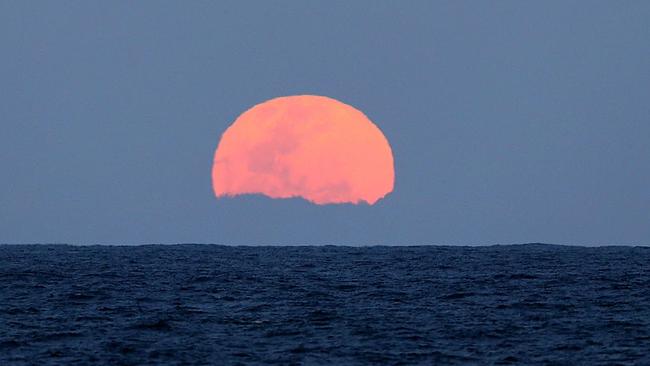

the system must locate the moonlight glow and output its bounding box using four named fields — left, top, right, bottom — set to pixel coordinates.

left=212, top=95, right=394, bottom=205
